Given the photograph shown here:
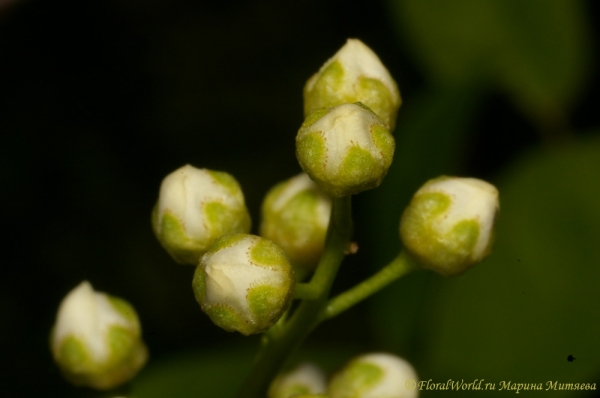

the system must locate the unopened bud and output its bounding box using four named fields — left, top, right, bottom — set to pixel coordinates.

left=192, top=234, right=294, bottom=335
left=152, top=165, right=251, bottom=265
left=260, top=173, right=331, bottom=271
left=296, top=103, right=394, bottom=198
left=292, top=395, right=330, bottom=398
left=49, top=281, right=148, bottom=390
left=268, top=363, right=327, bottom=398
left=400, top=176, right=499, bottom=276
left=328, top=353, right=418, bottom=398
left=304, top=39, right=401, bottom=129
